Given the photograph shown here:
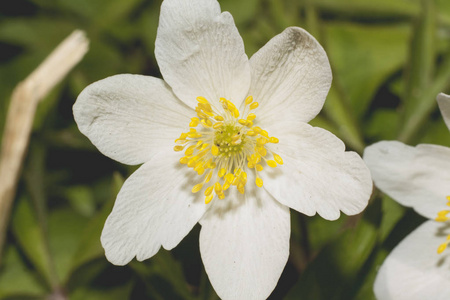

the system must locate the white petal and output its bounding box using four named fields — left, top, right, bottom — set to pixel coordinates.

left=101, top=150, right=207, bottom=265
left=437, top=93, right=450, bottom=131
left=374, top=220, right=450, bottom=300
left=363, top=141, right=450, bottom=220
left=261, top=123, right=372, bottom=220
left=199, top=172, right=290, bottom=300
left=155, top=0, right=251, bottom=109
left=248, top=27, right=332, bottom=125
left=73, top=74, right=193, bottom=165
